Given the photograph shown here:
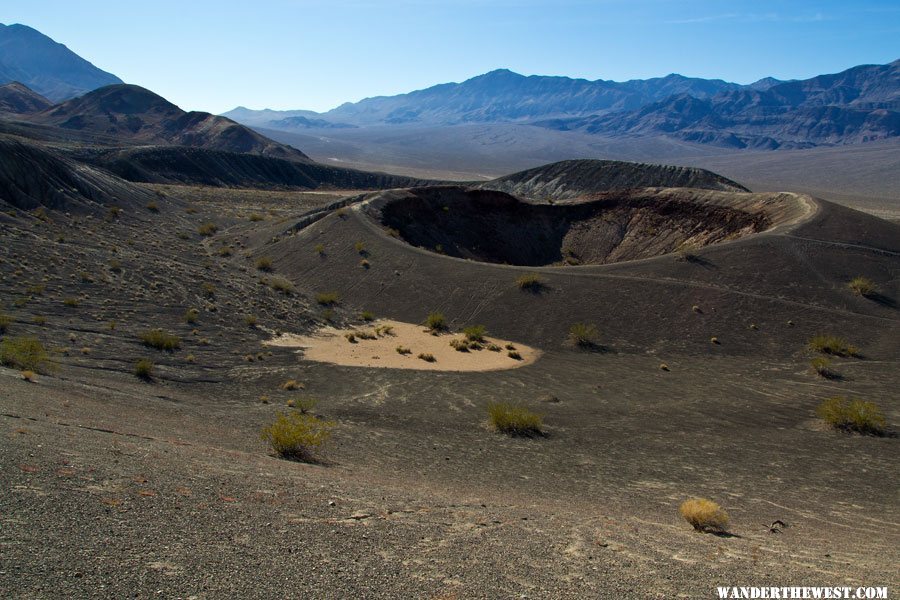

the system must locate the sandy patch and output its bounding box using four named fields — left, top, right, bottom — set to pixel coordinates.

left=266, top=320, right=540, bottom=371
